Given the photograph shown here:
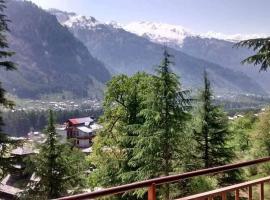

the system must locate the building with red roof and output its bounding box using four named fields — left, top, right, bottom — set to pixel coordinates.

left=66, top=117, right=101, bottom=148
